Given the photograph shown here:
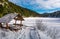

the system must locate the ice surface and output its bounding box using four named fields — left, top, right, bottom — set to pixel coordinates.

left=0, top=17, right=60, bottom=39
